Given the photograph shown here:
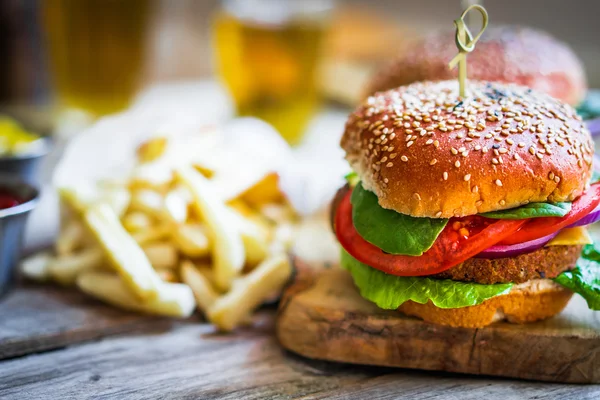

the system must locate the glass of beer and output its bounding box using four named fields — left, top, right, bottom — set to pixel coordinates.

left=213, top=0, right=333, bottom=145
left=42, top=0, right=153, bottom=116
